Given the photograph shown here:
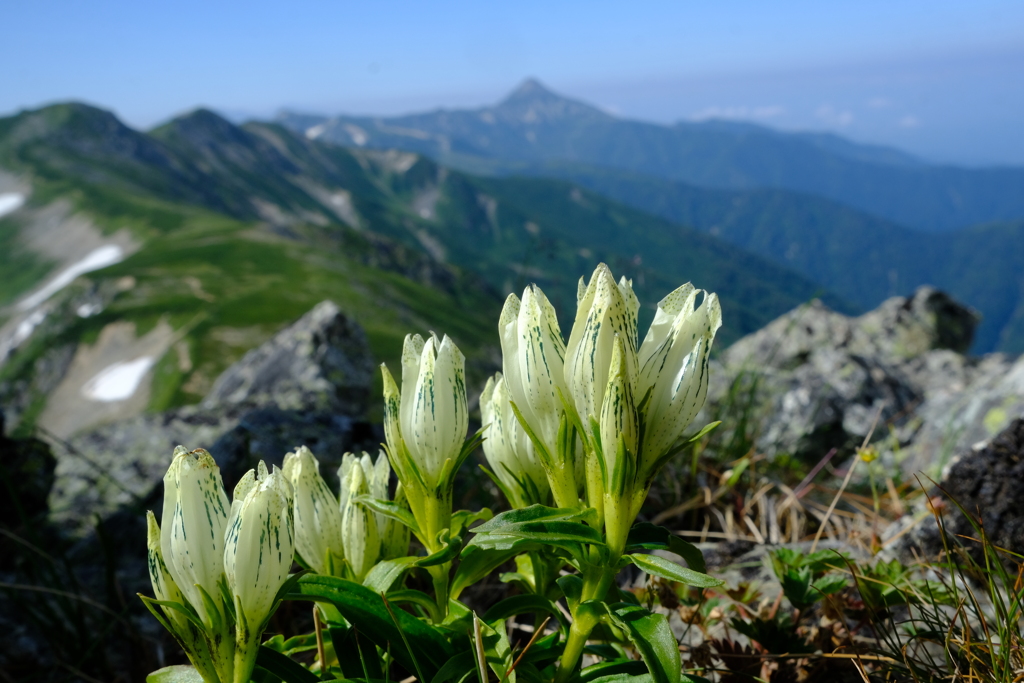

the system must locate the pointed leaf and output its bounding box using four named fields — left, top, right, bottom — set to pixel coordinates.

left=625, top=524, right=708, bottom=574
left=606, top=604, right=681, bottom=683
left=626, top=554, right=723, bottom=588
left=145, top=665, right=204, bottom=683
left=254, top=645, right=320, bottom=683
